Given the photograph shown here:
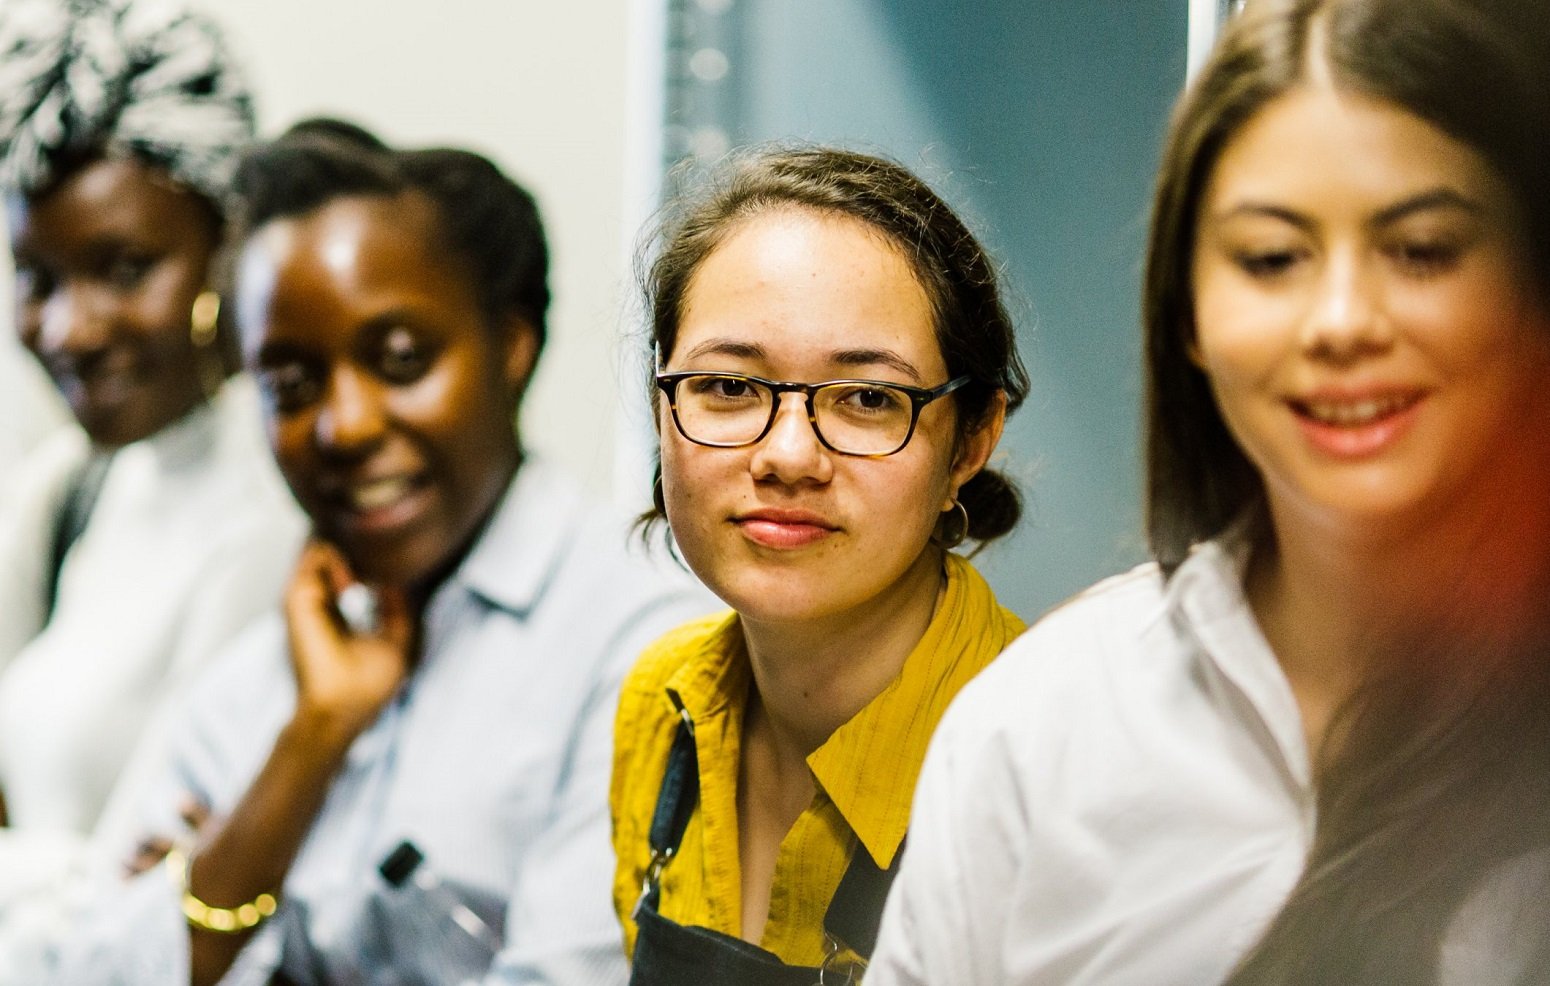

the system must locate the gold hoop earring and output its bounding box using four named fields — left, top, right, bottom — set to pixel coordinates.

left=190, top=291, right=221, bottom=349
left=933, top=498, right=970, bottom=550
left=190, top=291, right=225, bottom=398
